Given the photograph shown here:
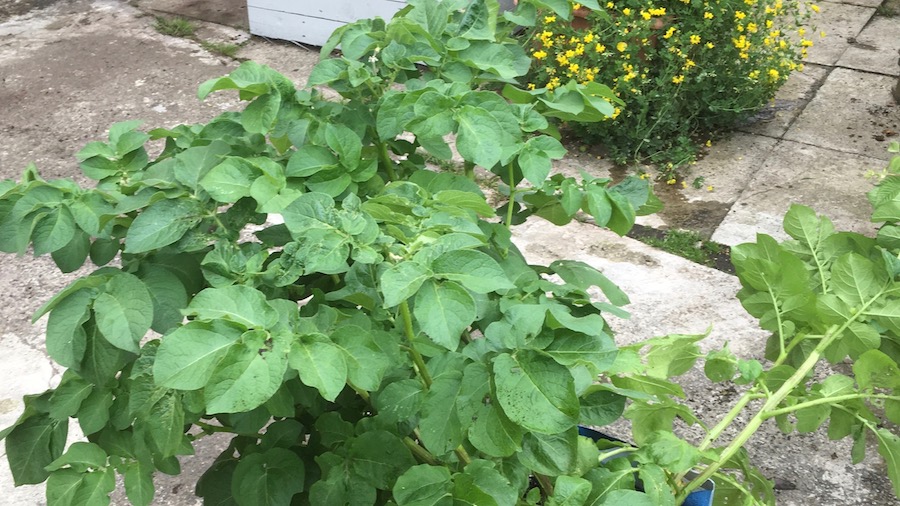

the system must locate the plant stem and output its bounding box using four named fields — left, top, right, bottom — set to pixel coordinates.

left=674, top=321, right=843, bottom=501
left=404, top=437, right=438, bottom=465
left=597, top=446, right=636, bottom=462
left=464, top=161, right=475, bottom=181
left=695, top=391, right=765, bottom=452
left=400, top=300, right=432, bottom=389
left=379, top=142, right=398, bottom=182
left=762, top=393, right=900, bottom=419
left=455, top=445, right=472, bottom=466
left=535, top=473, right=554, bottom=499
